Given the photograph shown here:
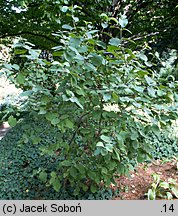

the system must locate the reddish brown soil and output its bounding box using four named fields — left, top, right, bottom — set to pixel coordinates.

left=113, top=160, right=178, bottom=200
